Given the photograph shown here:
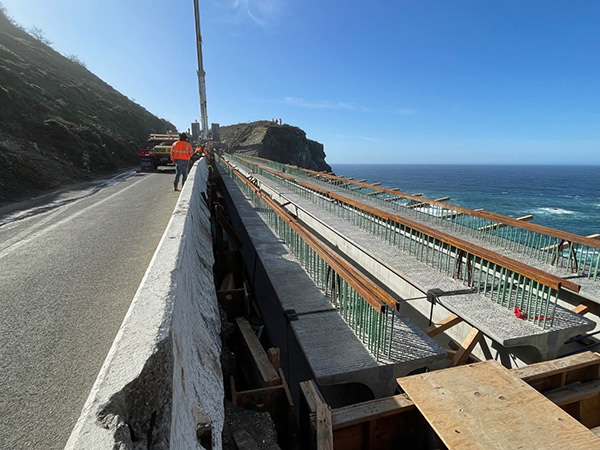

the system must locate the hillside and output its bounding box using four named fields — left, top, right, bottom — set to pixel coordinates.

left=0, top=9, right=176, bottom=205
left=220, top=121, right=331, bottom=172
